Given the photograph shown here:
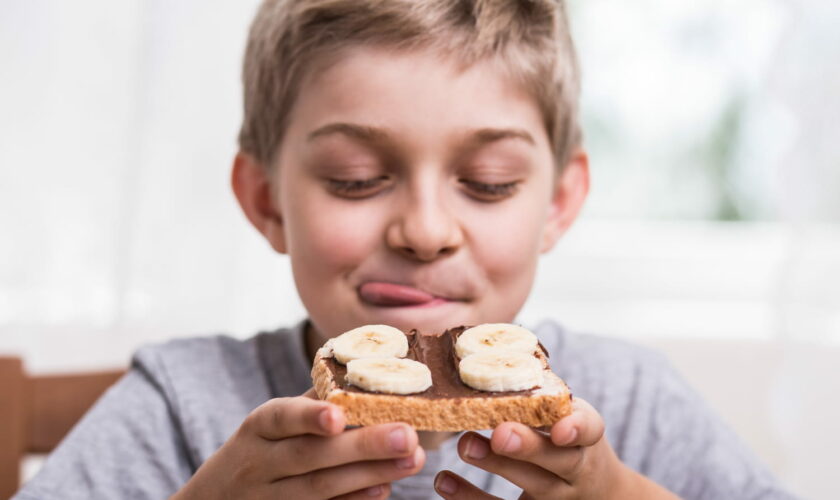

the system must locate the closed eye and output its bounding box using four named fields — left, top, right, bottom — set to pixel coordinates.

left=326, top=175, right=390, bottom=198
left=459, top=179, right=520, bottom=201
